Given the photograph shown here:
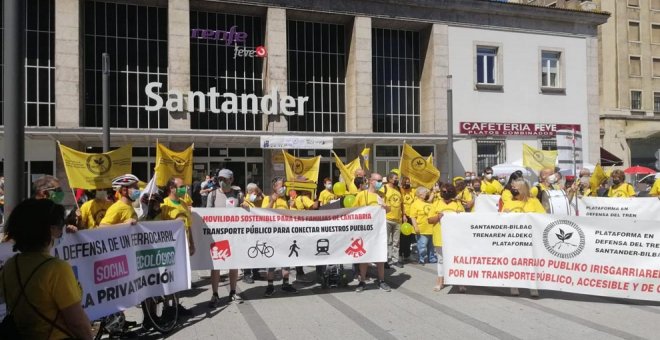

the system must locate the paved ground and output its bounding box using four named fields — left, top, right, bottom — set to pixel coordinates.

left=118, top=263, right=660, bottom=340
